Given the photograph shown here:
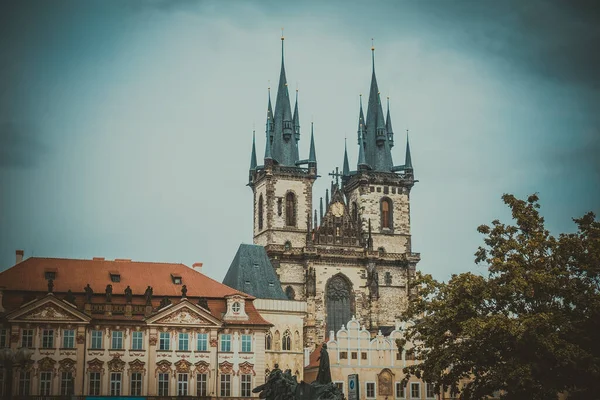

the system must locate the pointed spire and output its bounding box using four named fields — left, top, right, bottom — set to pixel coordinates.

left=386, top=97, right=394, bottom=148
left=325, top=189, right=329, bottom=210
left=314, top=209, right=318, bottom=229
left=320, top=198, right=324, bottom=221
left=267, top=87, right=274, bottom=143
left=343, top=139, right=350, bottom=176
left=293, top=88, right=300, bottom=161
left=308, top=122, right=317, bottom=164
left=405, top=130, right=413, bottom=170
left=357, top=94, right=366, bottom=145
left=272, top=35, right=296, bottom=165
left=250, top=130, right=257, bottom=170
left=357, top=128, right=367, bottom=169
